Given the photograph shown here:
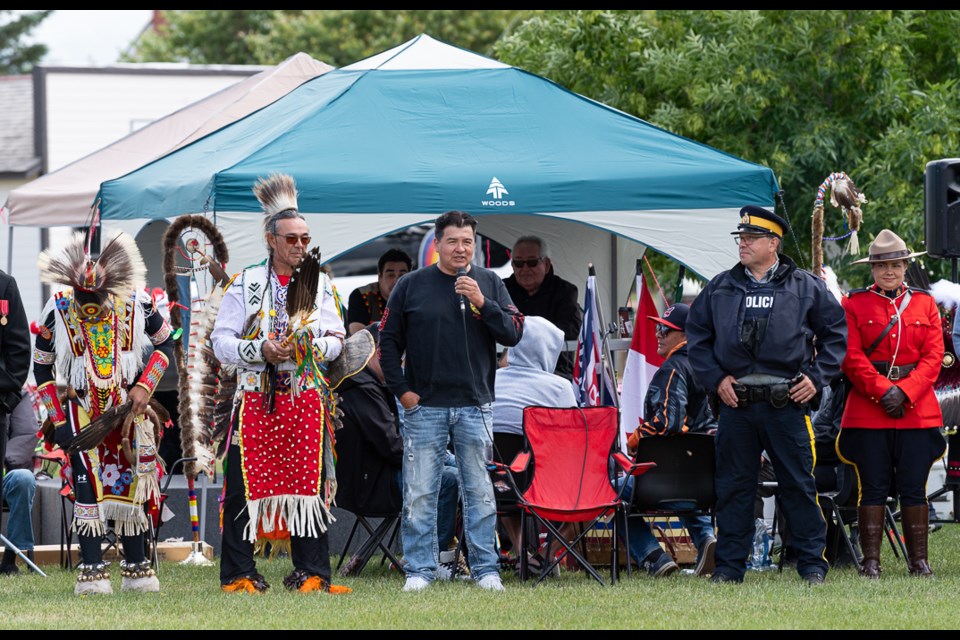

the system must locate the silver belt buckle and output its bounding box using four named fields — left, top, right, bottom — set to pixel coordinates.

left=888, top=365, right=901, bottom=381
